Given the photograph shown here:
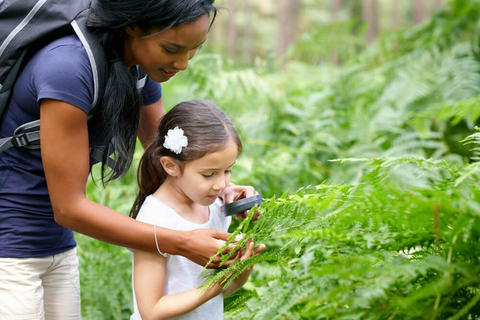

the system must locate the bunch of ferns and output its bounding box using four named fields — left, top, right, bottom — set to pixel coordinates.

left=203, top=134, right=480, bottom=319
